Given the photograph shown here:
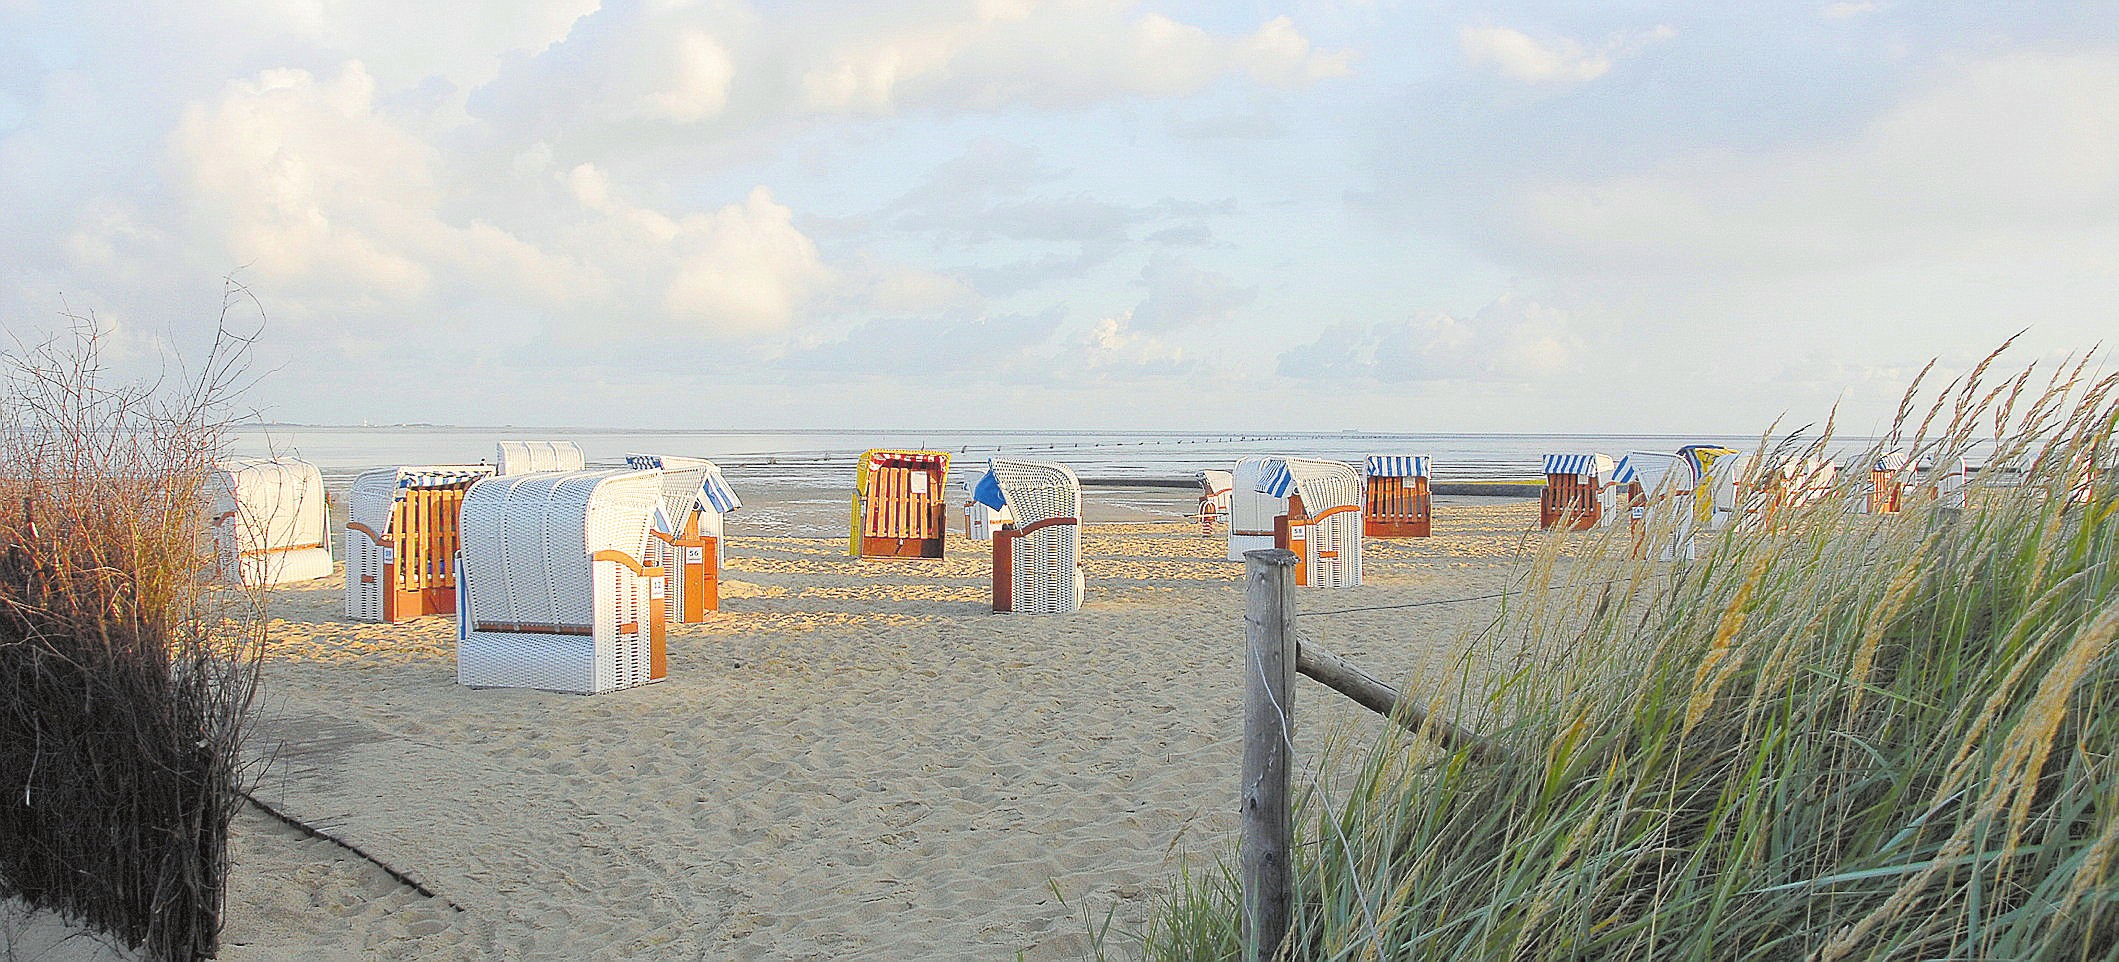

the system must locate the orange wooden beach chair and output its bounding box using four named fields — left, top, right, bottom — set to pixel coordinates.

left=1540, top=453, right=1614, bottom=530
left=1362, top=456, right=1431, bottom=538
left=850, top=449, right=950, bottom=559
left=344, top=465, right=494, bottom=622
